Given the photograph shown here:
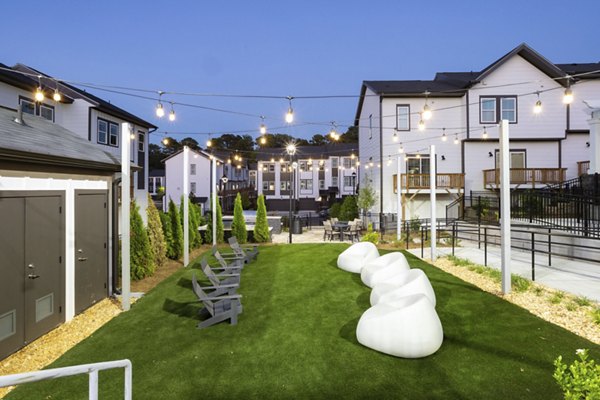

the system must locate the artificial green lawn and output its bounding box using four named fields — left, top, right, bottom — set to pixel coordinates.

left=7, top=244, right=600, bottom=399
